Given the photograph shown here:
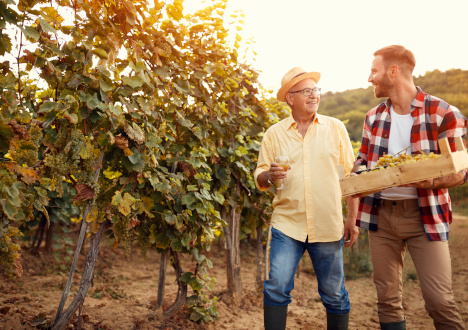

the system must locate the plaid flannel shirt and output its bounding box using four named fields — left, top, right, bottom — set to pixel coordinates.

left=355, top=87, right=467, bottom=241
